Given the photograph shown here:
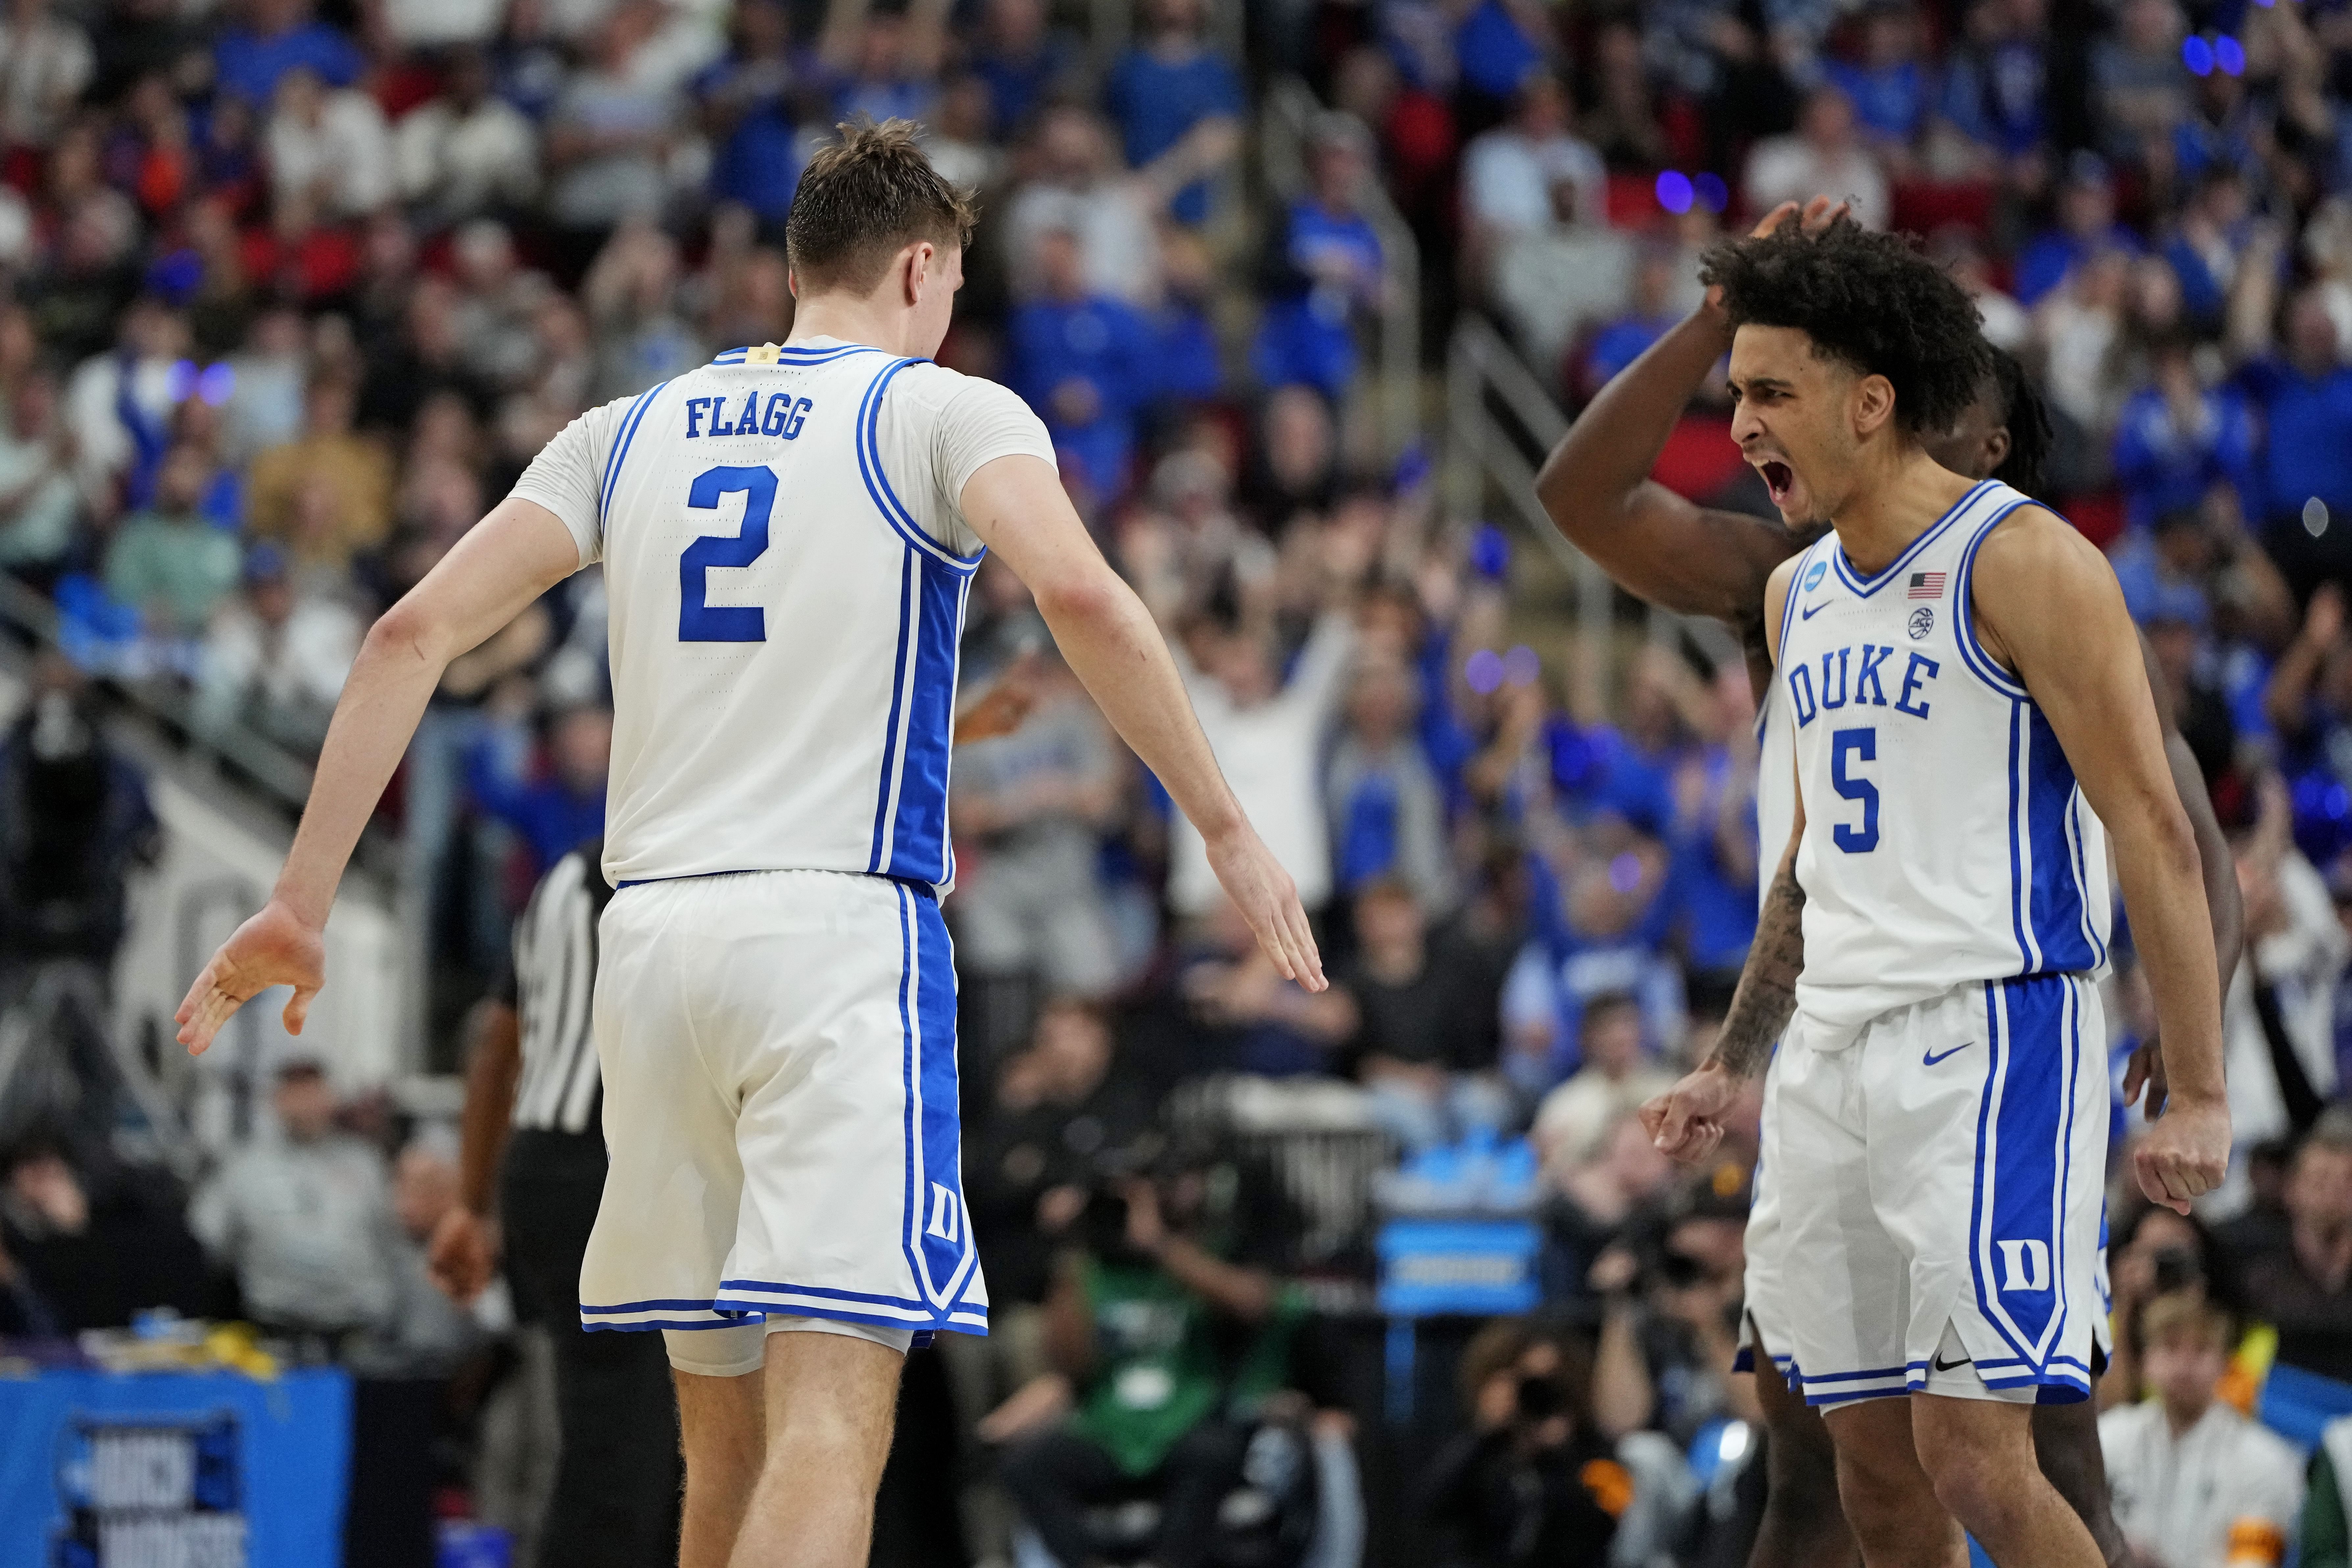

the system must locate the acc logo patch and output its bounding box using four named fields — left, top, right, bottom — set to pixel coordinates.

left=1908, top=607, right=1935, bottom=640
